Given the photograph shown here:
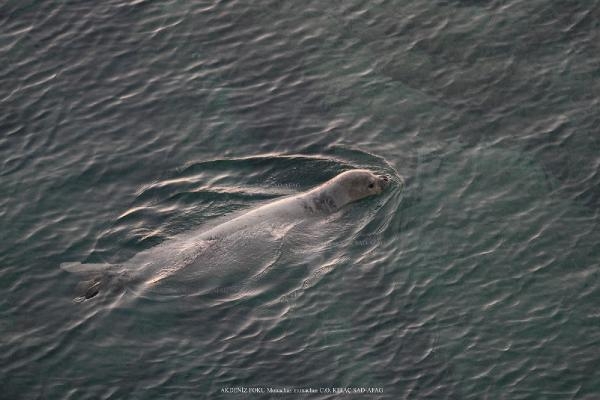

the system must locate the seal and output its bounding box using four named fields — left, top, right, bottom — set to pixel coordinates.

left=194, top=169, right=390, bottom=240
left=60, top=169, right=390, bottom=302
